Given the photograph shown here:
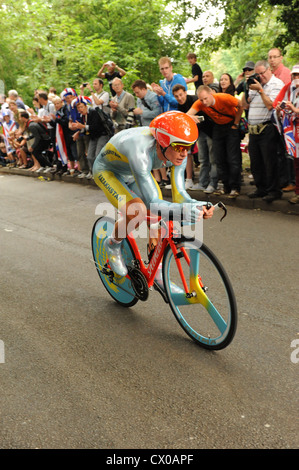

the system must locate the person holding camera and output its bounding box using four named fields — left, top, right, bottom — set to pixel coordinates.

left=97, top=61, right=126, bottom=97
left=109, top=78, right=136, bottom=133
left=81, top=79, right=110, bottom=113
left=242, top=60, right=284, bottom=202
